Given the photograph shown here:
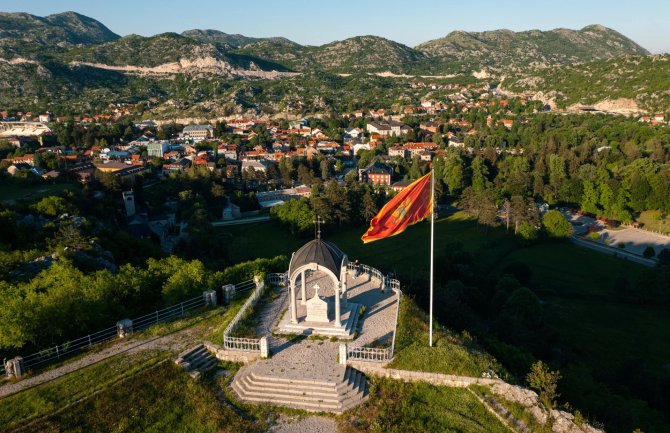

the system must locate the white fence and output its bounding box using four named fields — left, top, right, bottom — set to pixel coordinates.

left=345, top=263, right=402, bottom=363
left=223, top=277, right=265, bottom=351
